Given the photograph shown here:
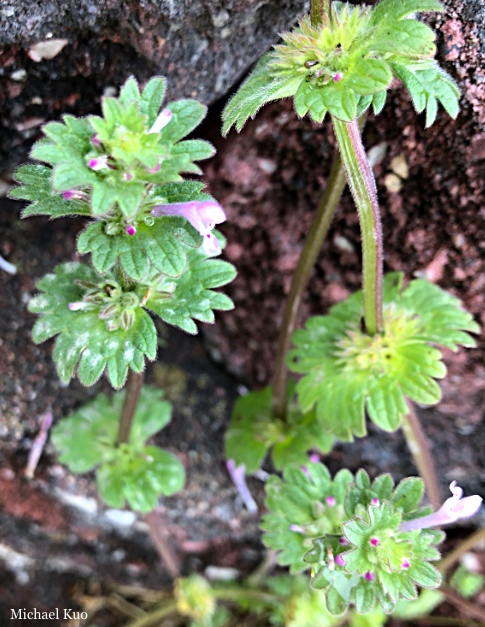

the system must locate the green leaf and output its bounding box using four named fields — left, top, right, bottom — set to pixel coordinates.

left=263, top=462, right=350, bottom=573
left=350, top=59, right=393, bottom=95
left=163, top=99, right=207, bottom=143
left=145, top=245, right=236, bottom=334
left=222, top=53, right=303, bottom=135
left=289, top=273, right=478, bottom=439
left=77, top=216, right=202, bottom=280
left=11, top=164, right=91, bottom=219
left=140, top=76, right=167, bottom=127
left=29, top=263, right=157, bottom=388
left=119, top=76, right=141, bottom=106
